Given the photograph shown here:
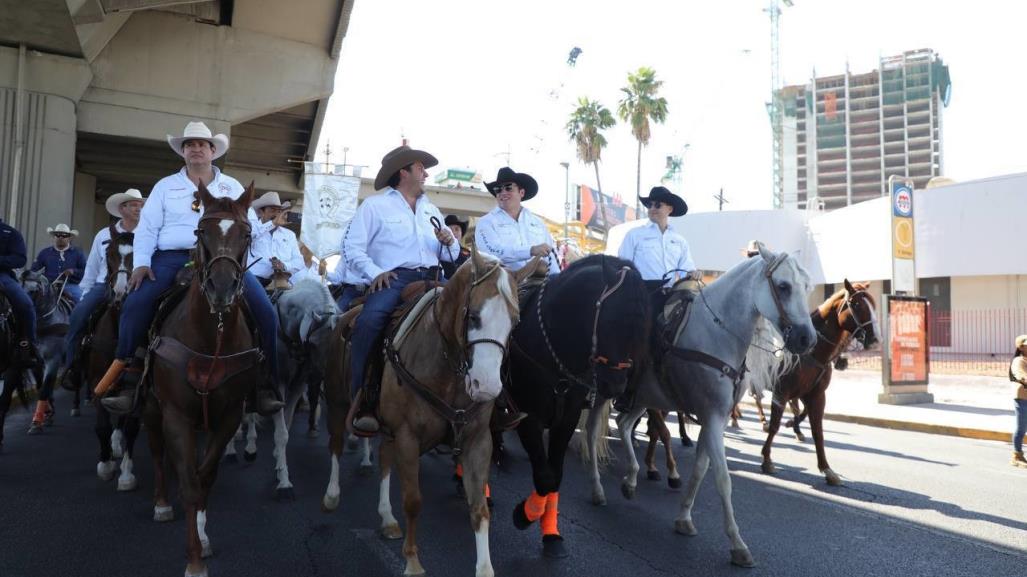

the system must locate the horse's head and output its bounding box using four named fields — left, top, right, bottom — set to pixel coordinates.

left=20, top=269, right=52, bottom=308
left=752, top=243, right=815, bottom=355
left=193, top=181, right=254, bottom=313
left=106, top=231, right=135, bottom=305
left=438, top=244, right=524, bottom=403
left=837, top=279, right=880, bottom=350
left=588, top=258, right=648, bottom=399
